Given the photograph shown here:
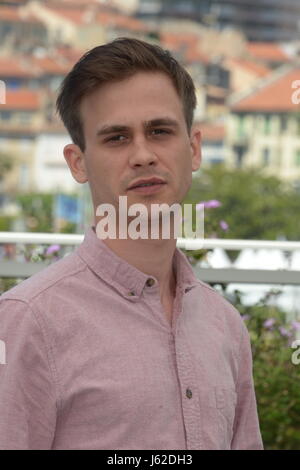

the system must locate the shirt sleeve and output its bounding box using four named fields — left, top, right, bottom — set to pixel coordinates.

left=0, top=298, right=57, bottom=449
left=231, top=321, right=264, bottom=450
